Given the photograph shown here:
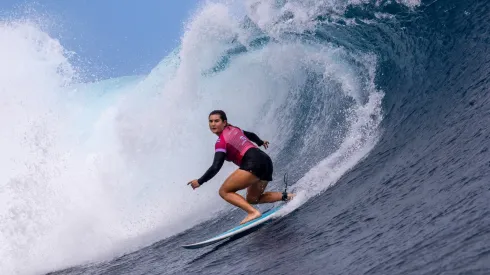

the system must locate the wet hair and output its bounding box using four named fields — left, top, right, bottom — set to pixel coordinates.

left=209, top=110, right=228, bottom=122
